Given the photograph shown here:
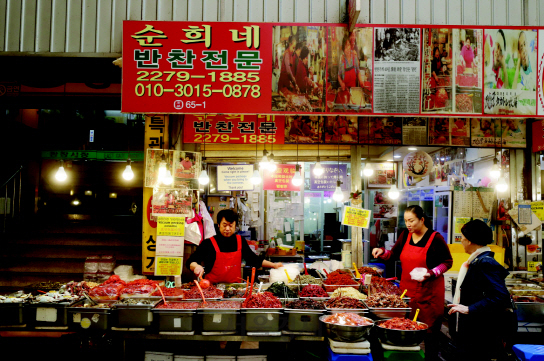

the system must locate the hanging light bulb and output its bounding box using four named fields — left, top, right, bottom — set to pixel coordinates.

left=199, top=168, right=210, bottom=185
left=496, top=176, right=508, bottom=192
left=388, top=183, right=400, bottom=199
left=259, top=149, right=270, bottom=170
left=250, top=169, right=262, bottom=185
left=163, top=169, right=173, bottom=185
left=363, top=163, right=374, bottom=177
left=123, top=159, right=134, bottom=180
left=332, top=180, right=344, bottom=202
left=55, top=160, right=67, bottom=182
left=158, top=161, right=167, bottom=183
left=313, top=157, right=324, bottom=176
left=268, top=155, right=277, bottom=172
left=490, top=157, right=500, bottom=179
left=292, top=164, right=303, bottom=186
